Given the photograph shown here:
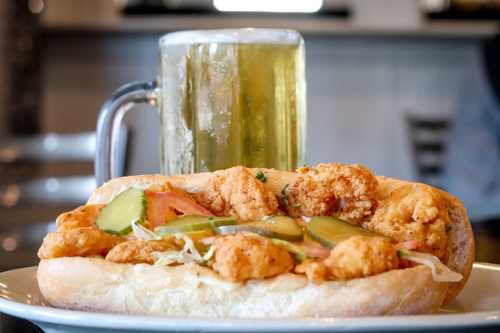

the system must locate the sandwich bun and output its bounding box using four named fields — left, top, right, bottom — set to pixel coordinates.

left=37, top=169, right=474, bottom=317
left=38, top=257, right=446, bottom=317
